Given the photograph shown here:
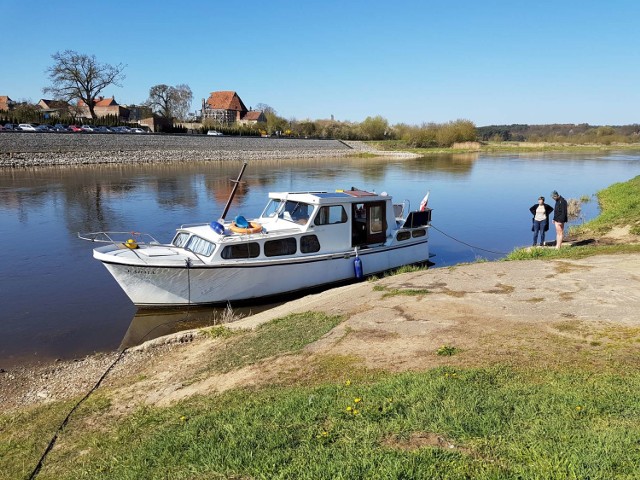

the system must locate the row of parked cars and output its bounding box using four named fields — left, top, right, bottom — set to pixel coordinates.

left=1, top=123, right=148, bottom=133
